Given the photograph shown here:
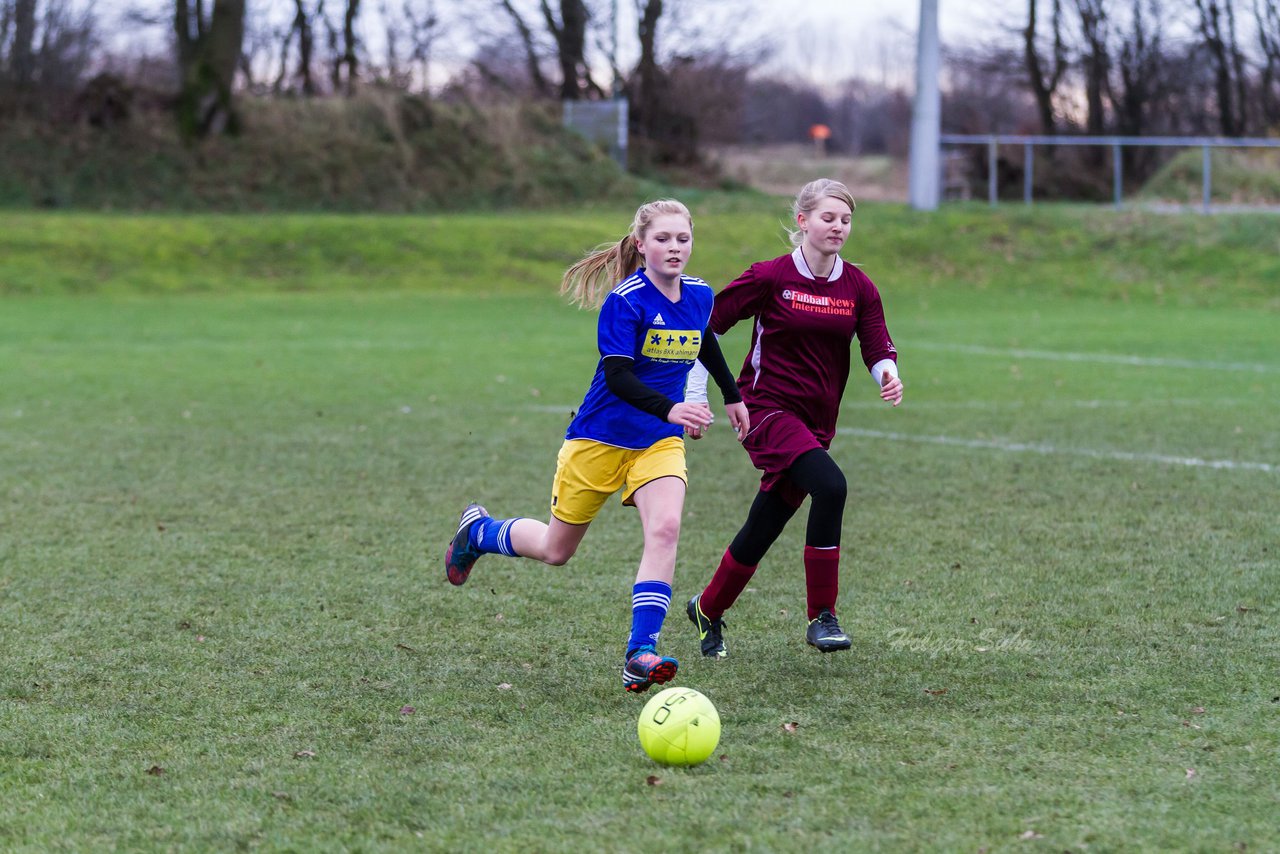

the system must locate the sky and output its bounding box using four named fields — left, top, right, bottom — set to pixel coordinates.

left=88, top=0, right=1021, bottom=90
left=714, top=0, right=1021, bottom=87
